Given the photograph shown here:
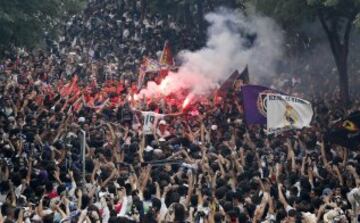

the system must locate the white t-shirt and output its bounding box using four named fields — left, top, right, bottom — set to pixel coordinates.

left=156, top=129, right=171, bottom=138
left=141, top=112, right=165, bottom=135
